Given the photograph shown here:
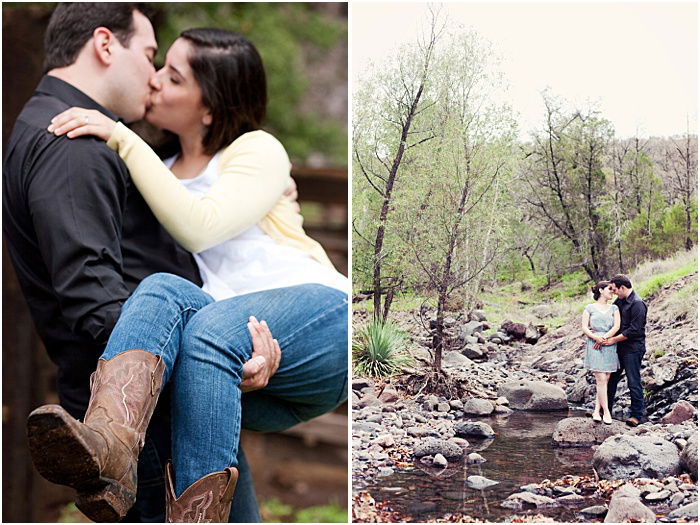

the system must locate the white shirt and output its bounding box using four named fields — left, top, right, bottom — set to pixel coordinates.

left=165, top=154, right=349, bottom=301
